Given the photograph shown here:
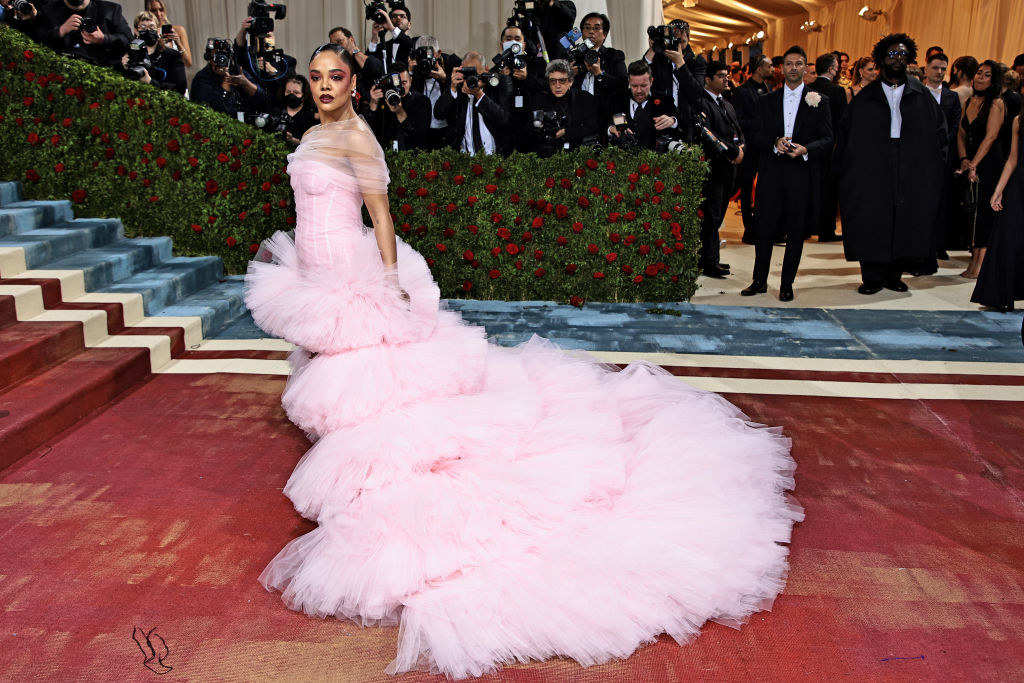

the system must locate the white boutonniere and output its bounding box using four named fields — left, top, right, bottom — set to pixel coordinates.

left=805, top=91, right=822, bottom=107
